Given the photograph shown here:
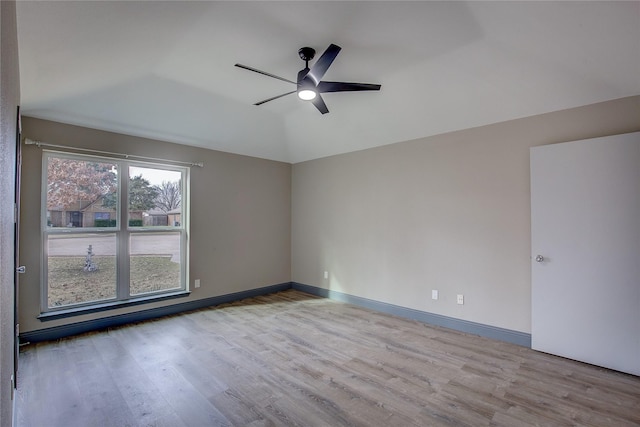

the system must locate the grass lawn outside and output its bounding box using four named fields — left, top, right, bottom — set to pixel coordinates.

left=48, top=255, right=181, bottom=307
